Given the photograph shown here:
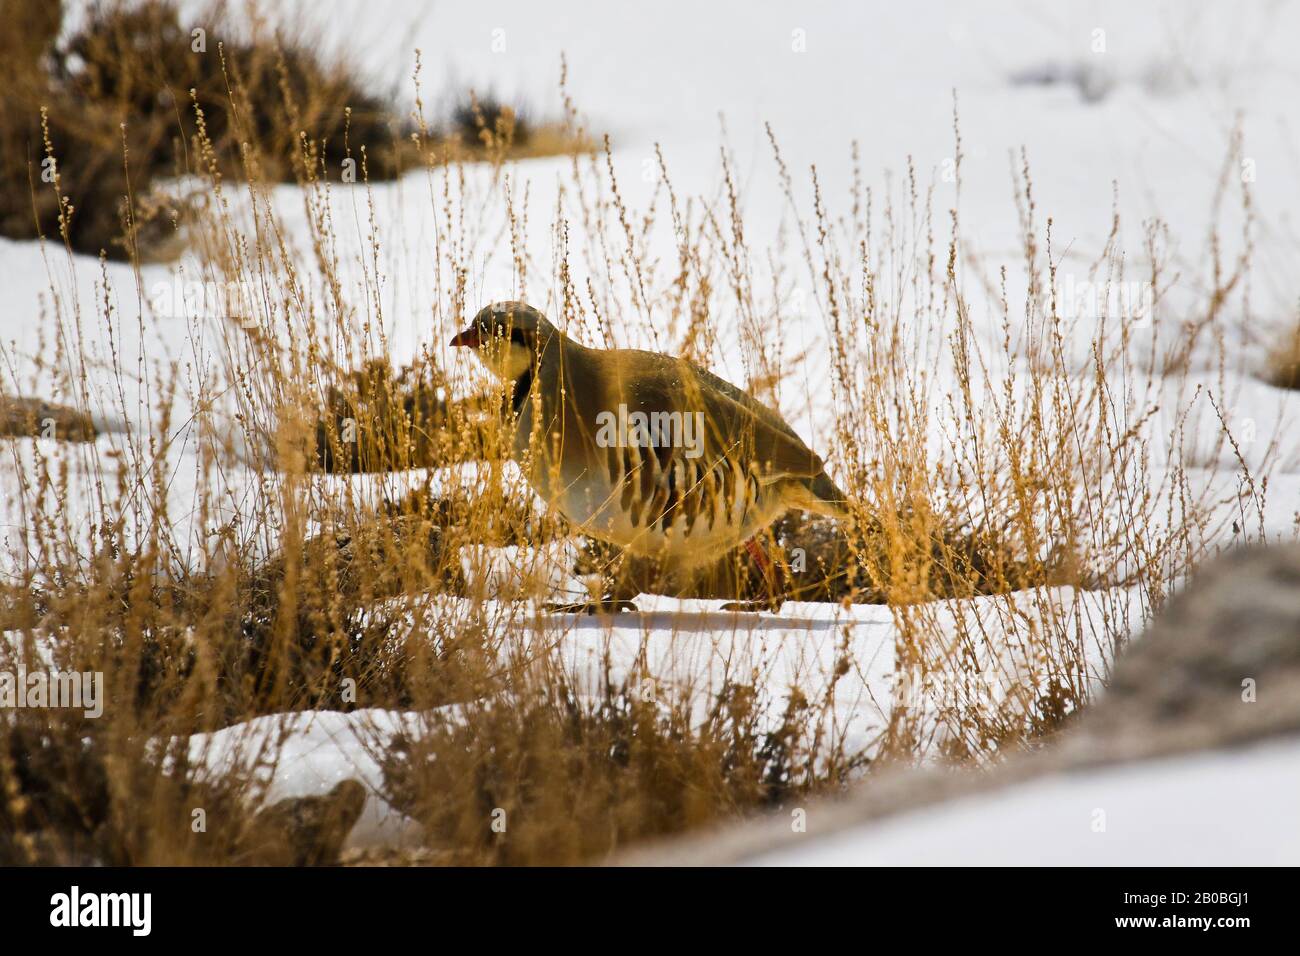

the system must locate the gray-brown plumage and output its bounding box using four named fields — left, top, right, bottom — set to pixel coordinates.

left=450, top=302, right=852, bottom=611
